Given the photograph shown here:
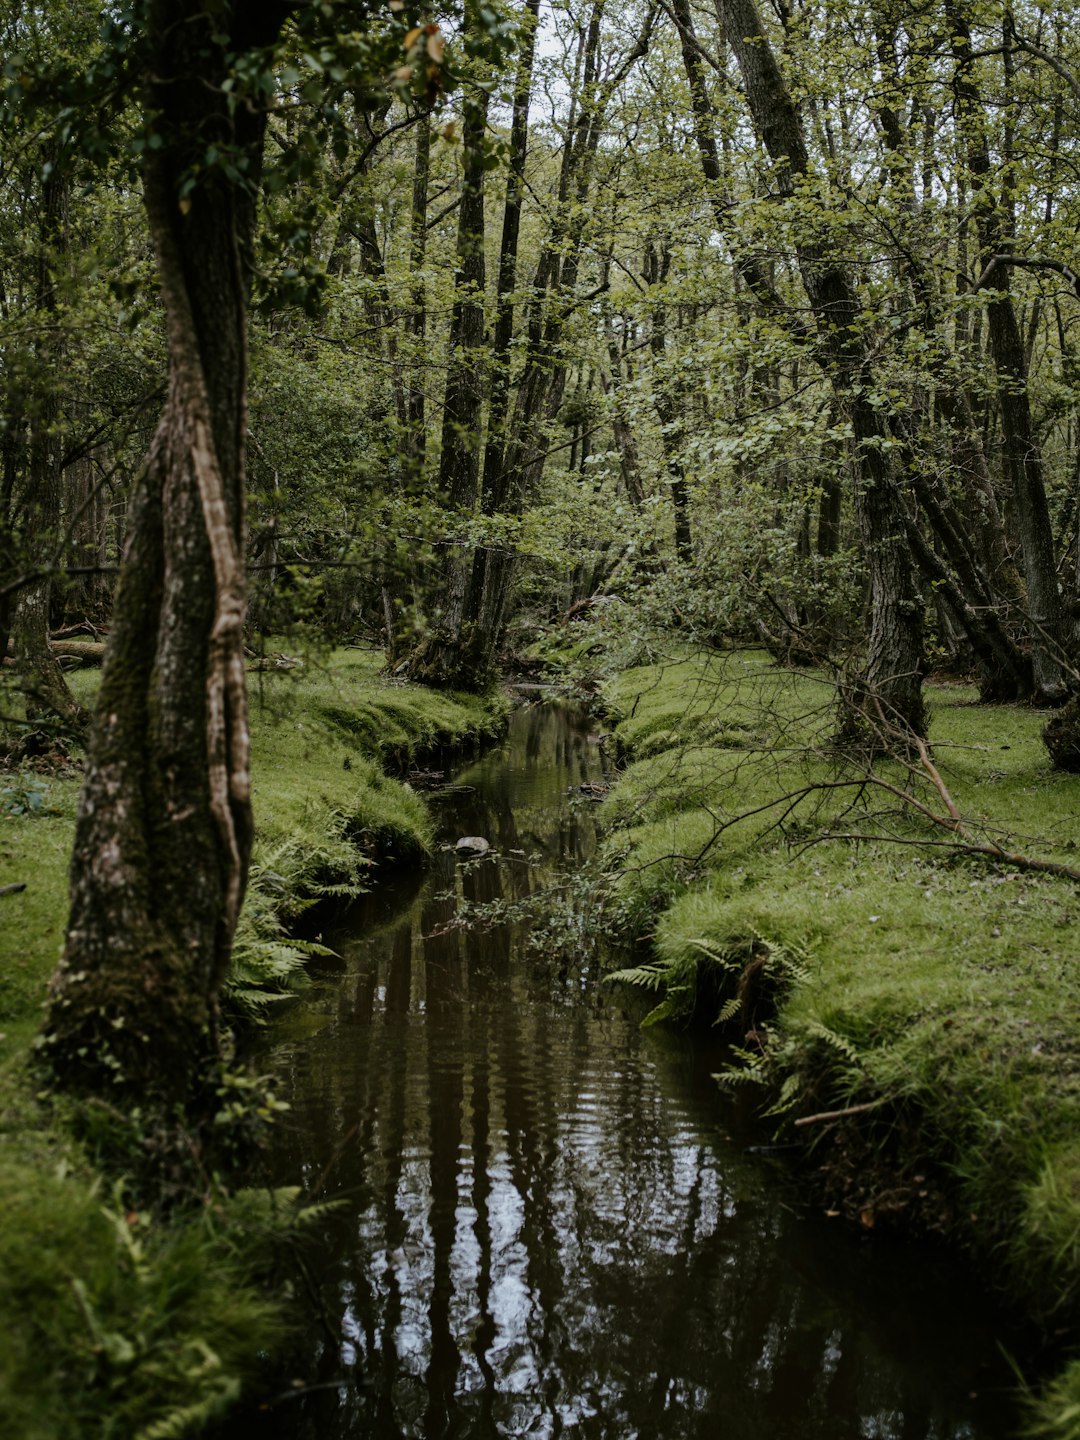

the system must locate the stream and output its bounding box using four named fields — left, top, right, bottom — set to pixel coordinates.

left=242, top=701, right=1020, bottom=1440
